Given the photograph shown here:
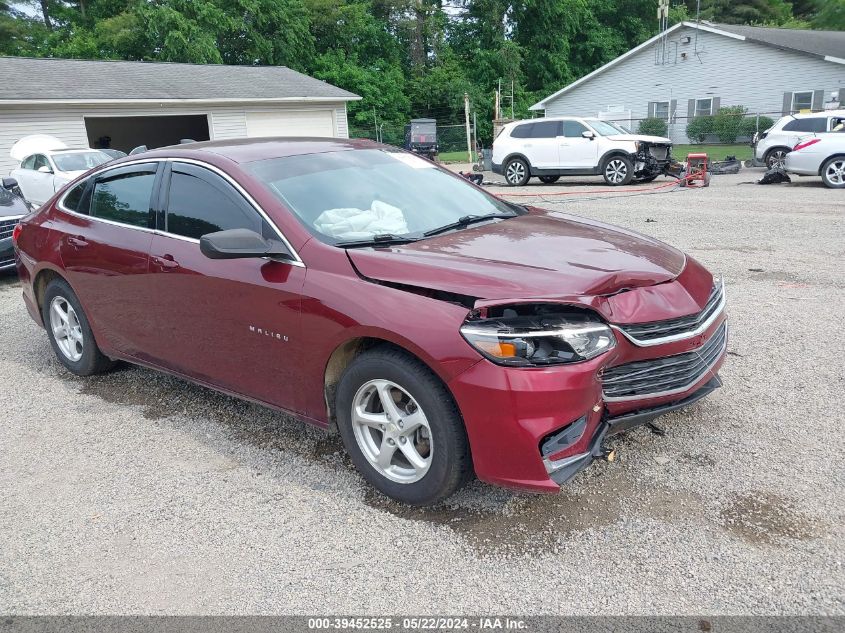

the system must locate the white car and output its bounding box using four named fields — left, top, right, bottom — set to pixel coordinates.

left=9, top=135, right=111, bottom=207
left=784, top=133, right=845, bottom=188
left=492, top=117, right=673, bottom=186
left=754, top=110, right=845, bottom=169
